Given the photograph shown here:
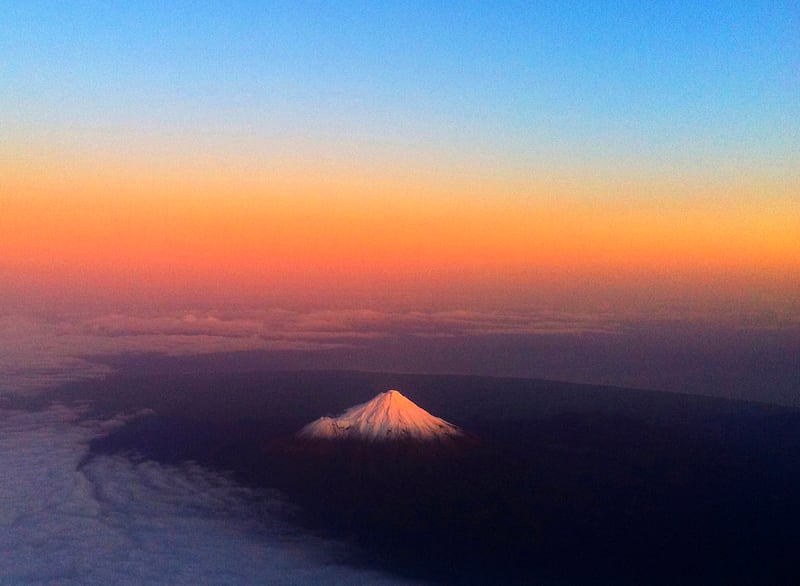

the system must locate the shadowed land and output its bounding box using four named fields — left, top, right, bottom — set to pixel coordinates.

left=35, top=368, right=800, bottom=585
